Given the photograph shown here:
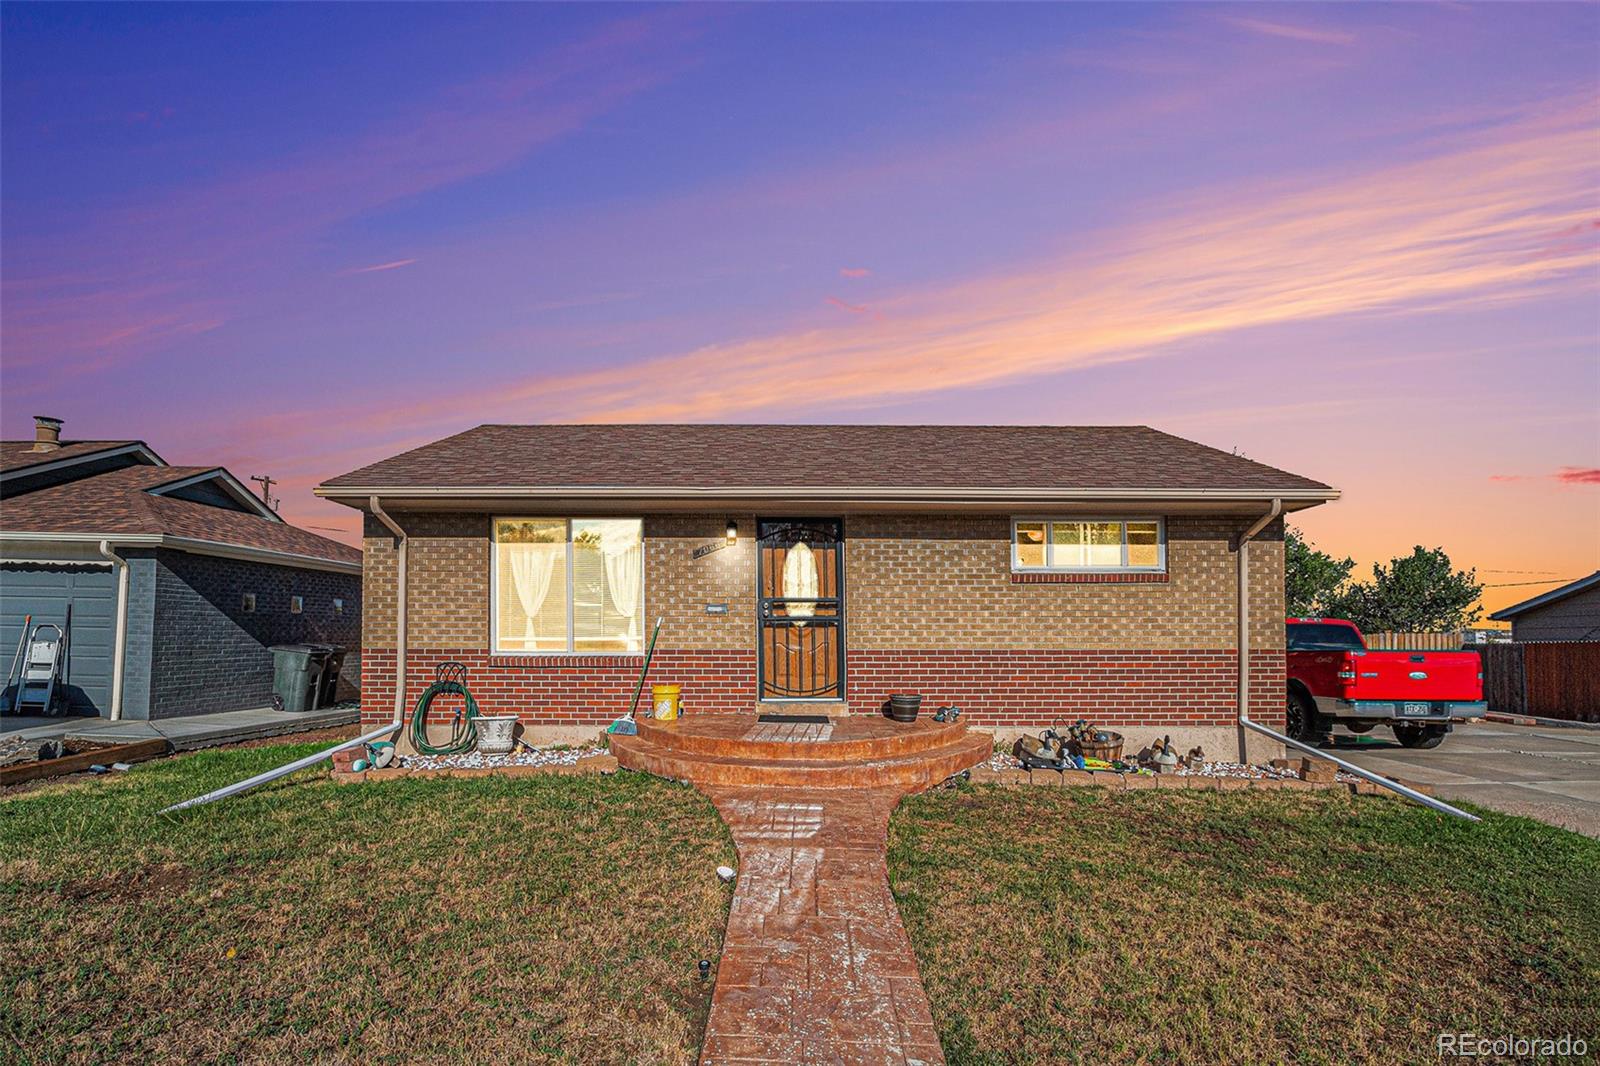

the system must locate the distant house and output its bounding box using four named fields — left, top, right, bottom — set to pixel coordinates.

left=1490, top=572, right=1600, bottom=643
left=0, top=416, right=361, bottom=719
